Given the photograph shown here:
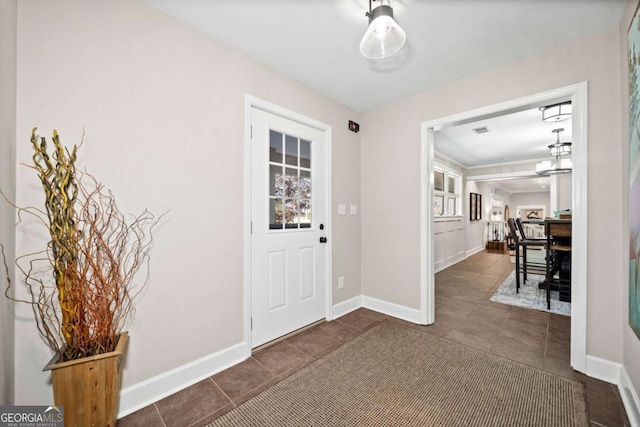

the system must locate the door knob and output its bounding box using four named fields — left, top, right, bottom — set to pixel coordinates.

left=319, top=237, right=327, bottom=244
